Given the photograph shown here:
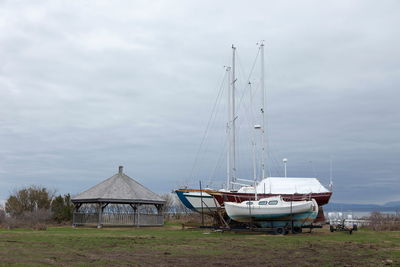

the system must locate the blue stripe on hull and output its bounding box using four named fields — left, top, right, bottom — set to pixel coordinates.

left=175, top=190, right=197, bottom=212
left=253, top=211, right=316, bottom=220
left=229, top=211, right=318, bottom=228
left=257, top=220, right=313, bottom=228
